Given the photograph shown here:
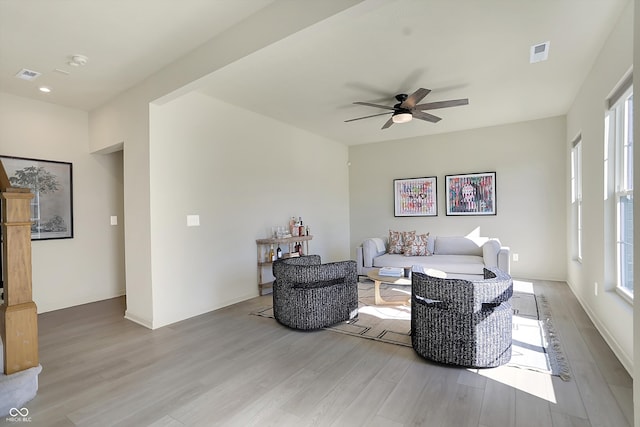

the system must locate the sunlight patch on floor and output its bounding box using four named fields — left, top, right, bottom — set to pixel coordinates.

left=470, top=366, right=557, bottom=403
left=513, top=279, right=535, bottom=294
left=357, top=304, right=410, bottom=320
